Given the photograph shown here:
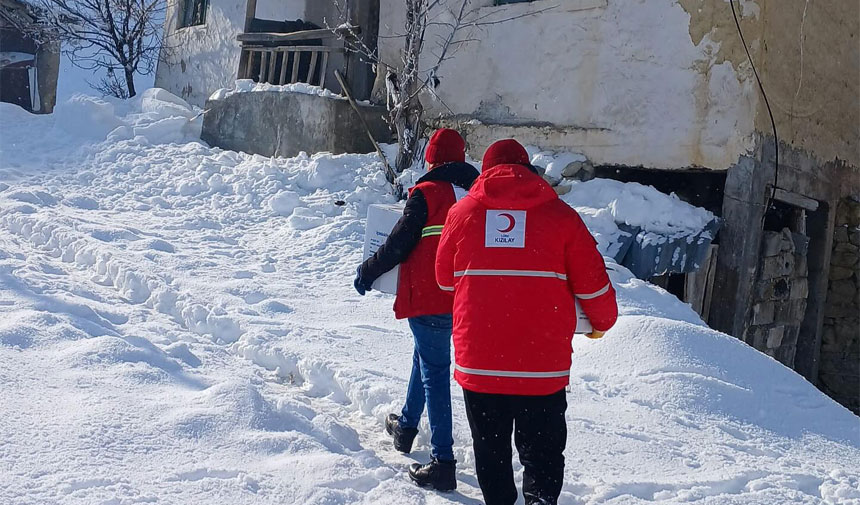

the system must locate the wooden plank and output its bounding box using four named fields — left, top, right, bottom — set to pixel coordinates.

left=319, top=51, right=329, bottom=88
left=267, top=49, right=277, bottom=83
left=307, top=51, right=319, bottom=85
left=278, top=51, right=289, bottom=85
left=685, top=244, right=719, bottom=322
left=290, top=51, right=301, bottom=83
left=237, top=26, right=360, bottom=44
left=773, top=188, right=819, bottom=211
left=259, top=51, right=268, bottom=82
left=242, top=45, right=343, bottom=53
